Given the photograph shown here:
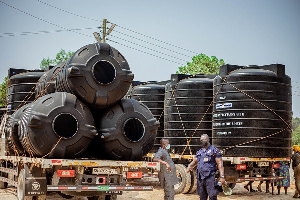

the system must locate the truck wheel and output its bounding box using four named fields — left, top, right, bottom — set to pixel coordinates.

left=174, top=164, right=191, bottom=194
left=188, top=168, right=197, bottom=193
left=17, top=169, right=32, bottom=200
